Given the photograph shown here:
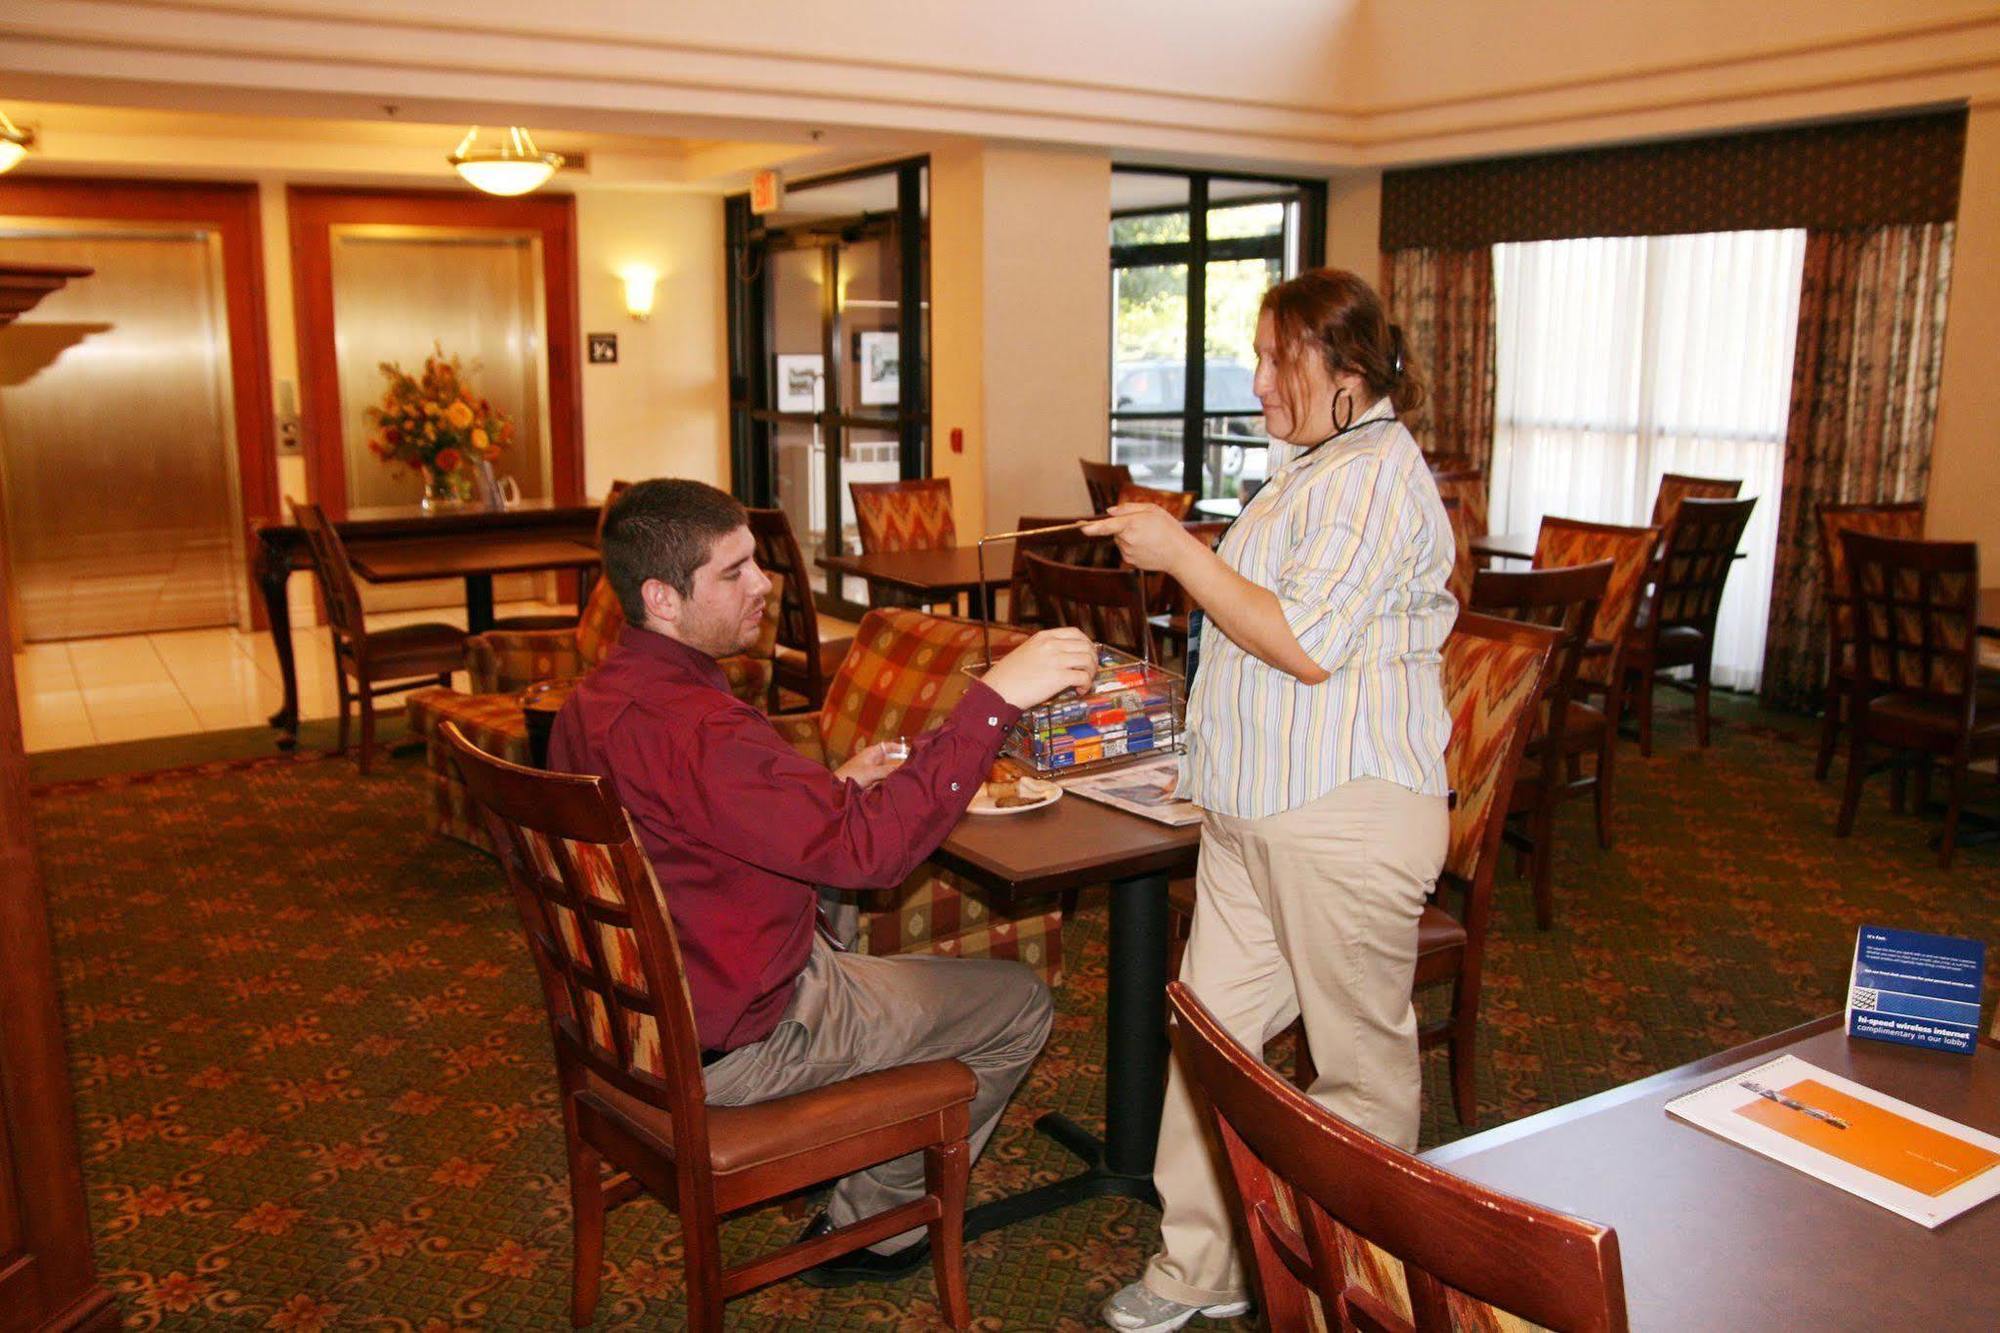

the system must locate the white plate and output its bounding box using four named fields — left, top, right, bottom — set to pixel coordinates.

left=966, top=775, right=1063, bottom=816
